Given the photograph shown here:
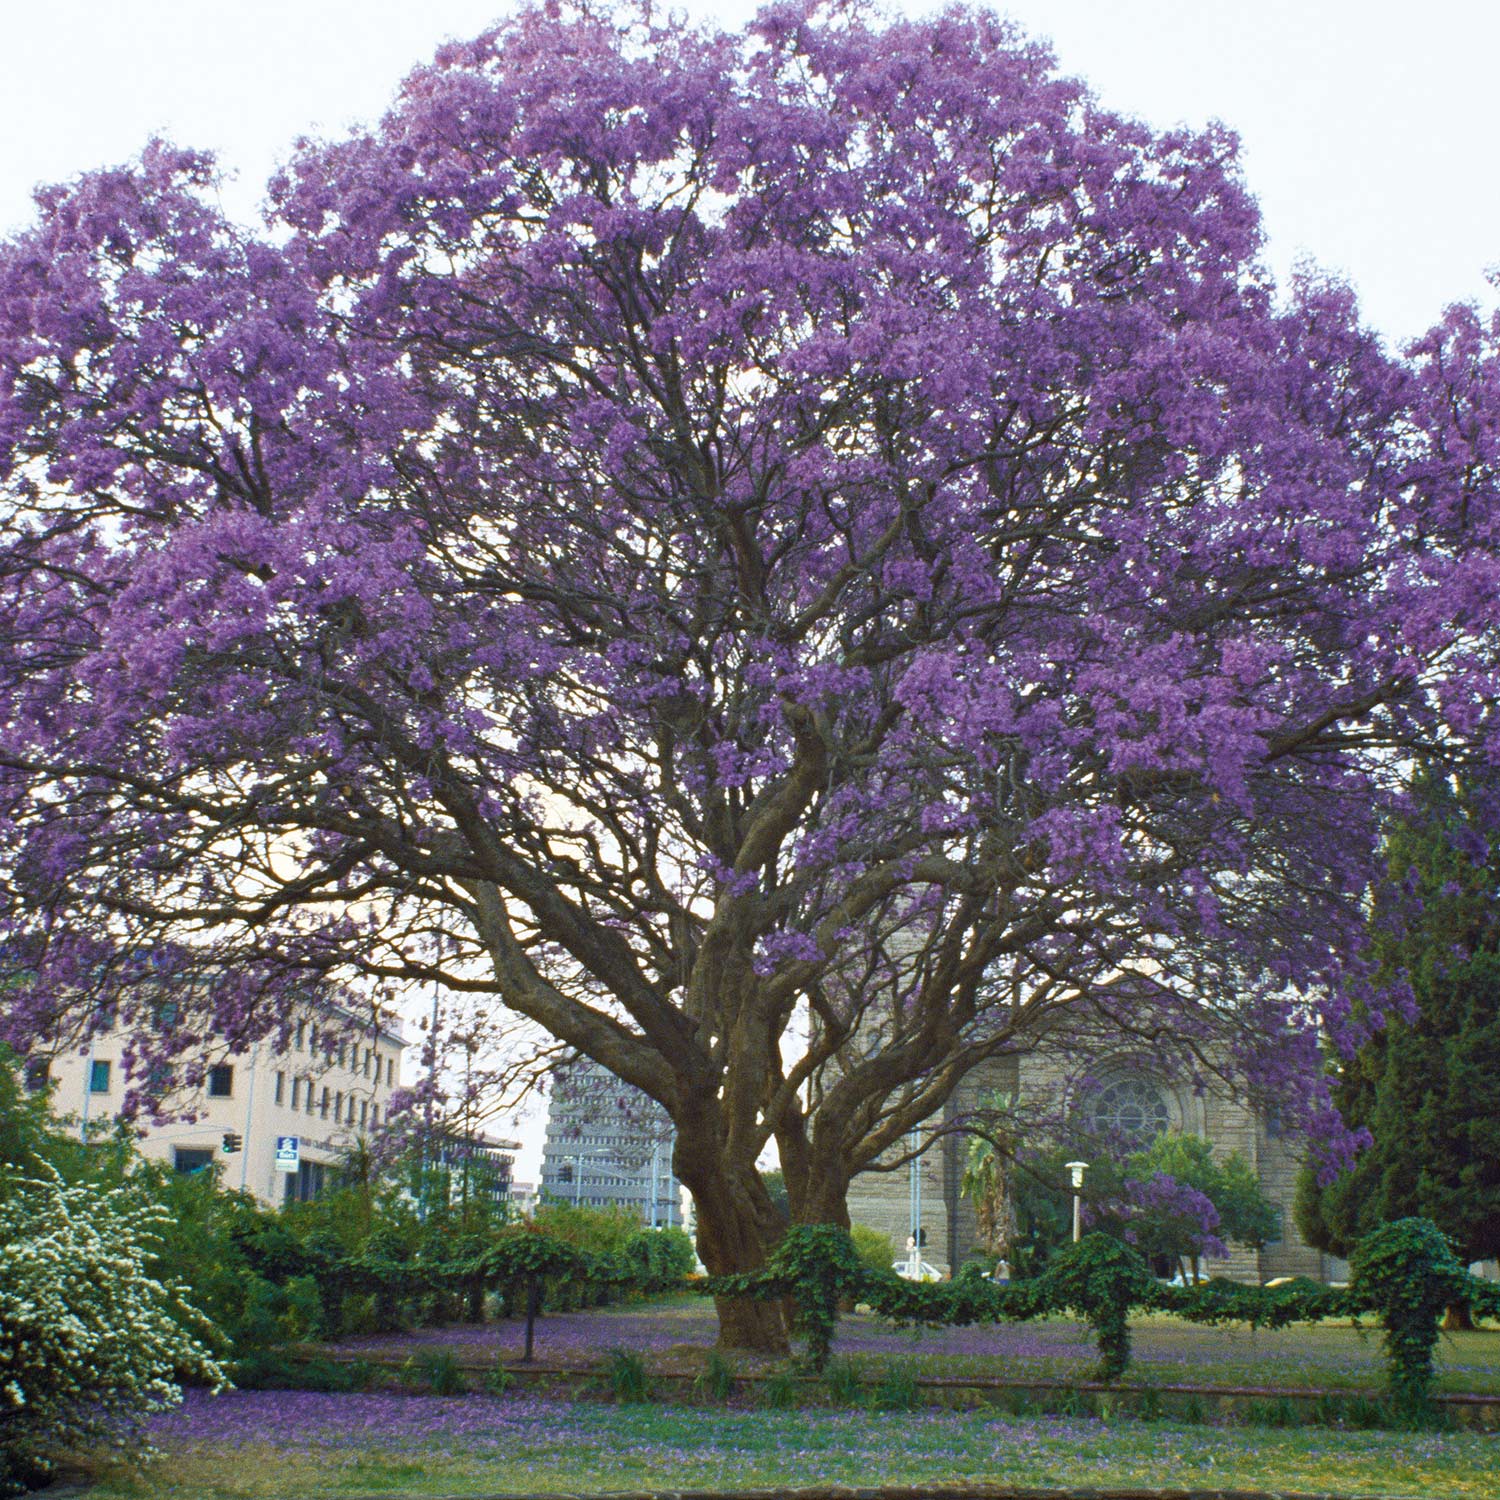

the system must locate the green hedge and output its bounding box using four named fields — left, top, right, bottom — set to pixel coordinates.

left=234, top=1223, right=691, bottom=1368
left=703, top=1217, right=1496, bottom=1408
